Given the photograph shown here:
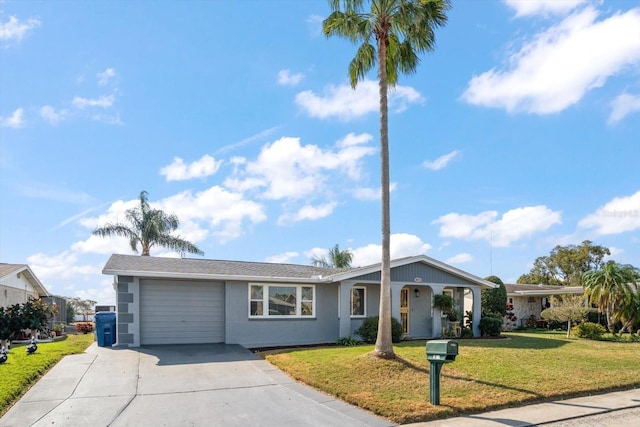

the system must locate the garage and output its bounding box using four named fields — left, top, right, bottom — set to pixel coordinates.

left=139, top=279, right=225, bottom=345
